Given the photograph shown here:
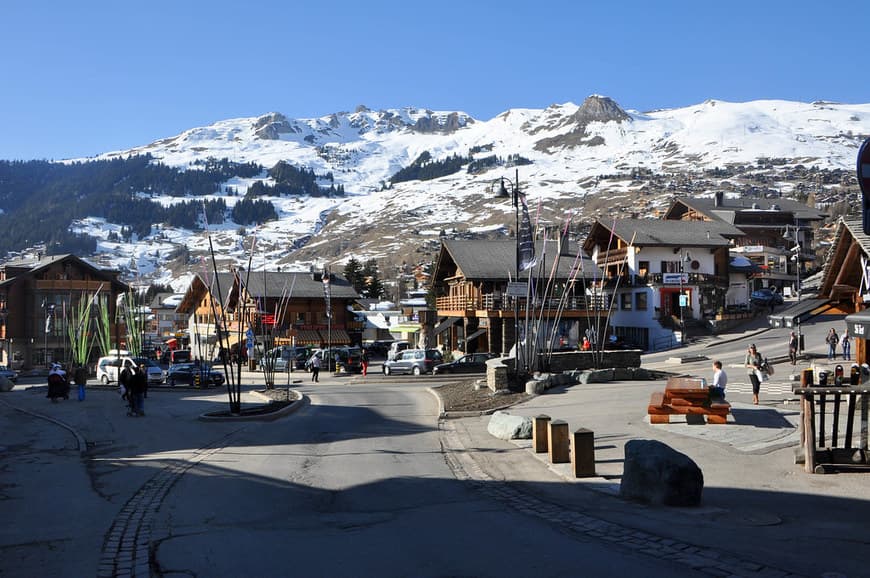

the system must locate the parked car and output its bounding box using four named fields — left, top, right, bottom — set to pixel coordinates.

left=364, top=340, right=394, bottom=358
left=750, top=289, right=784, bottom=307
left=167, top=363, right=225, bottom=387
left=160, top=349, right=192, bottom=365
left=305, top=347, right=363, bottom=373
left=262, top=346, right=310, bottom=372
left=96, top=355, right=165, bottom=385
left=0, top=364, right=18, bottom=383
left=382, top=348, right=444, bottom=376
left=433, top=352, right=498, bottom=375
